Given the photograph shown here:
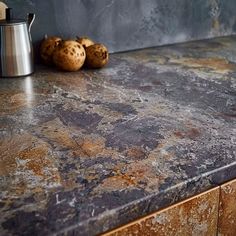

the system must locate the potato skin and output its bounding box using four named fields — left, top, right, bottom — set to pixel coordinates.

left=52, top=40, right=86, bottom=71
left=40, top=36, right=62, bottom=65
left=76, top=36, right=94, bottom=48
left=85, top=43, right=109, bottom=69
